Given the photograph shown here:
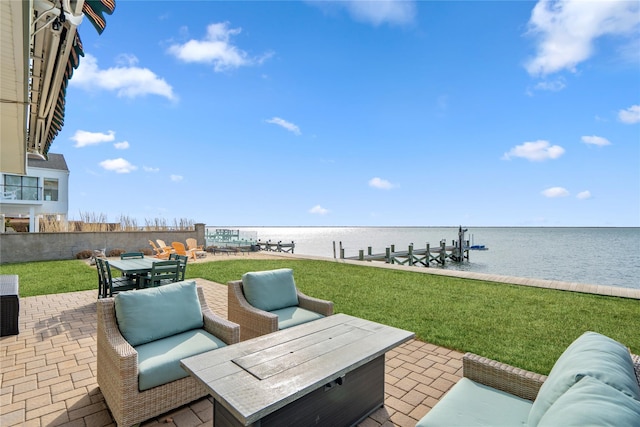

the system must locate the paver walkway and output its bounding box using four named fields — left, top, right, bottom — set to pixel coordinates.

left=0, top=279, right=463, bottom=427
